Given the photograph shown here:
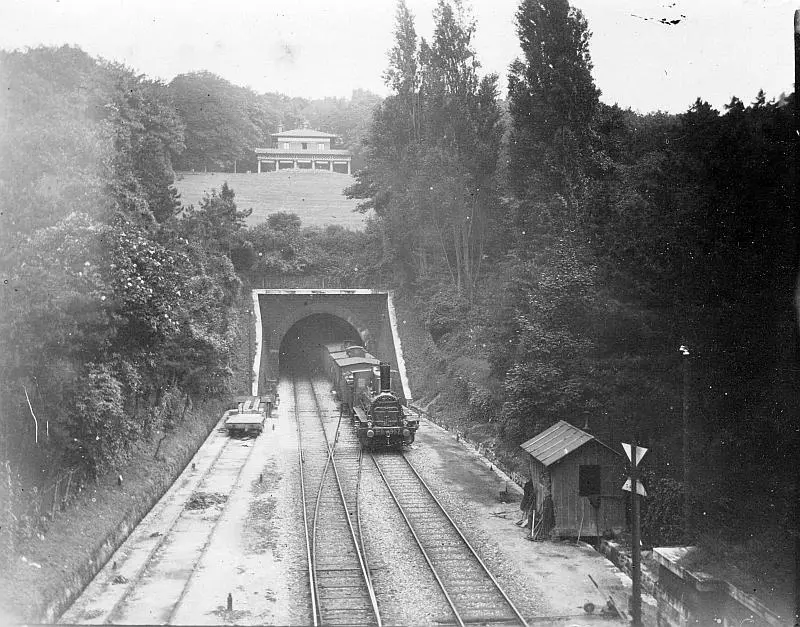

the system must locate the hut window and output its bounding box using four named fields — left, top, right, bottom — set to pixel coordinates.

left=579, top=465, right=601, bottom=496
